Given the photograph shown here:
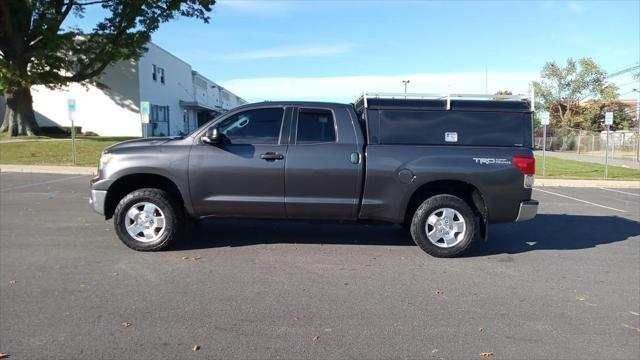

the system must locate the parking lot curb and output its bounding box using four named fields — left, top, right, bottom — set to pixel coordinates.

left=0, top=164, right=96, bottom=176
left=536, top=178, right=640, bottom=188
